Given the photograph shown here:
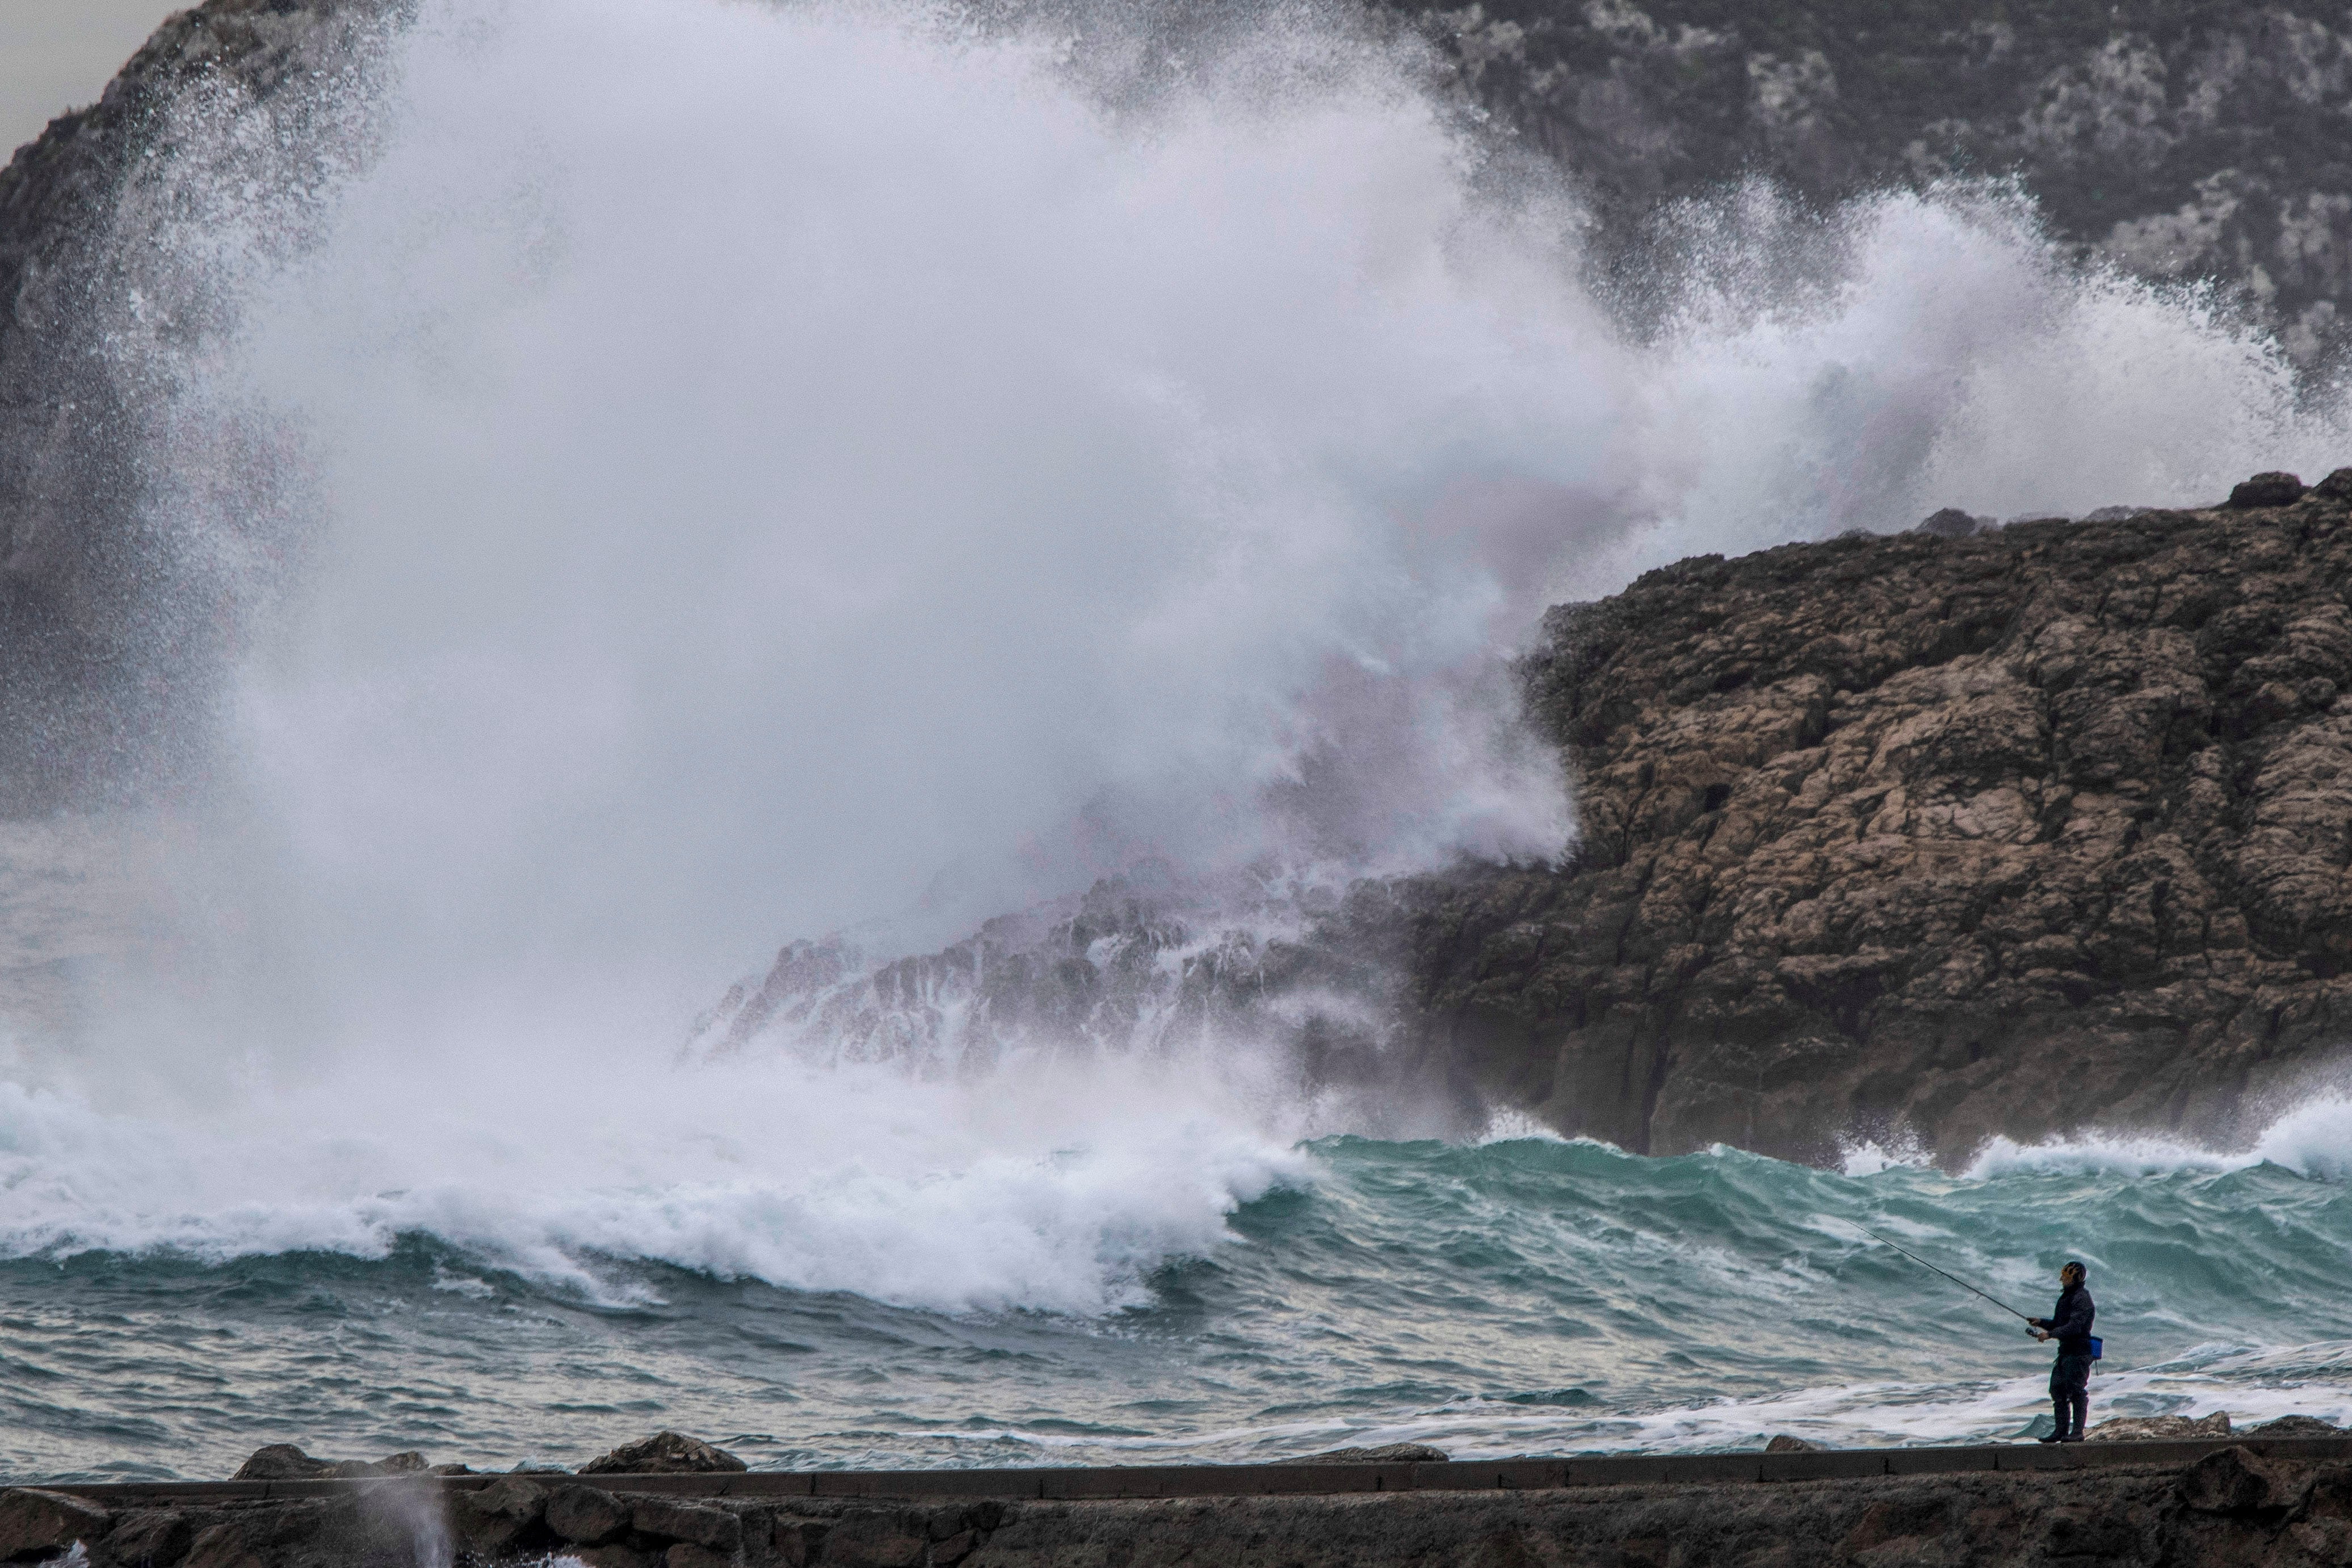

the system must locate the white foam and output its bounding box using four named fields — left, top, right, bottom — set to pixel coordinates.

left=1838, top=1134, right=1934, bottom=1177
left=1962, top=1094, right=2352, bottom=1183
left=0, top=1058, right=1309, bottom=1315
